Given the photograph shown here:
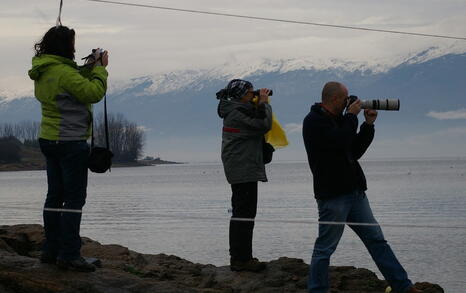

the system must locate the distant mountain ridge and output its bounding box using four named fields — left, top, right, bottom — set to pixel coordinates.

left=0, top=46, right=462, bottom=102
left=1, top=48, right=465, bottom=159
left=105, top=47, right=460, bottom=98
